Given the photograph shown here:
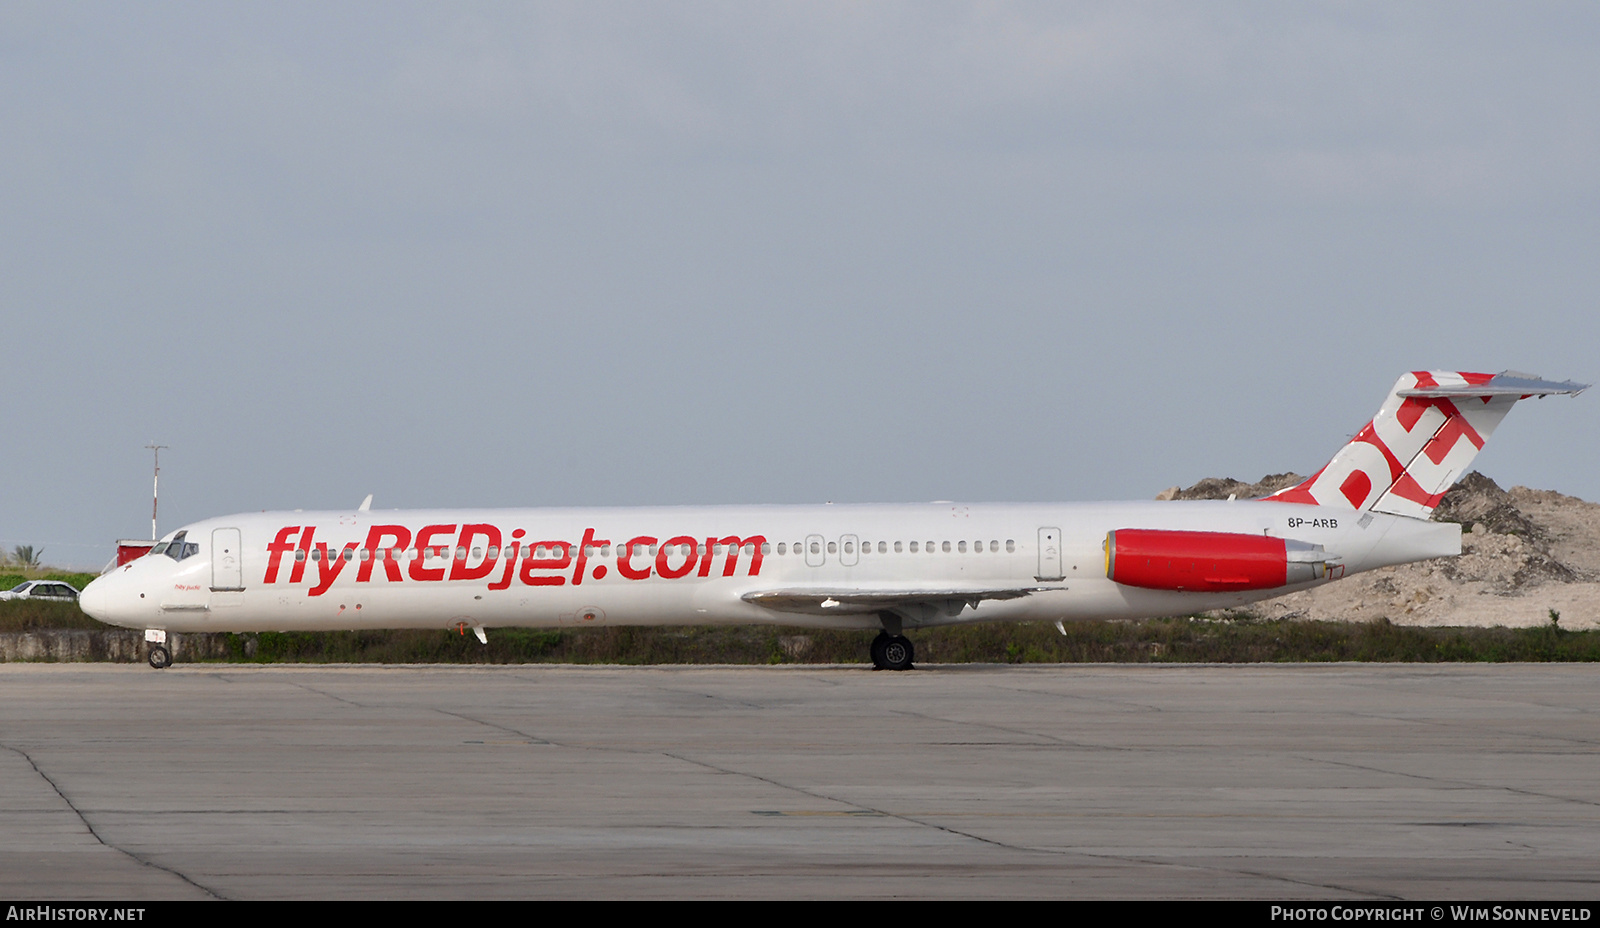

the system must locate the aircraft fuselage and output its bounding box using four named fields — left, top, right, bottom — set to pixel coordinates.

left=81, top=500, right=1458, bottom=634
